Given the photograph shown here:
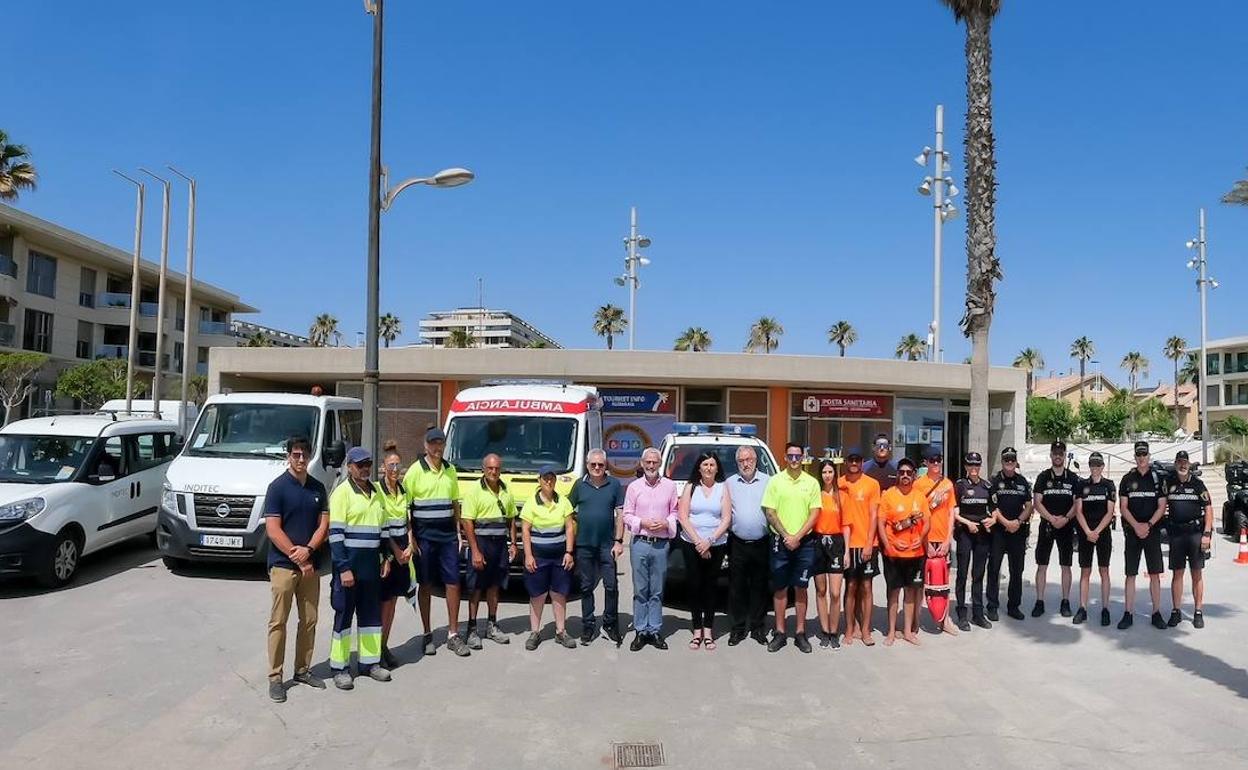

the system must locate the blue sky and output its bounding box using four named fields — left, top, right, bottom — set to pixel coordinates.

left=7, top=0, right=1248, bottom=387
